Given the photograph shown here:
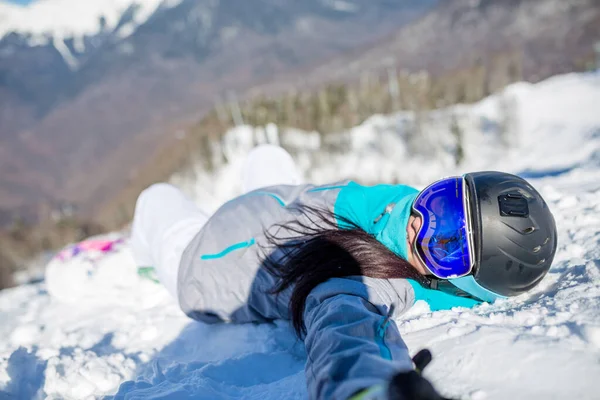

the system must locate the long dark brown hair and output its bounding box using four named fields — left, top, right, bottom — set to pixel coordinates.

left=261, top=206, right=427, bottom=336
